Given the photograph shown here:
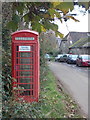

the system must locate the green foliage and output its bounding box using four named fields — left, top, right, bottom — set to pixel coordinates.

left=2, top=26, right=12, bottom=99
left=7, top=21, right=18, bottom=31
left=7, top=14, right=20, bottom=31
left=48, top=8, right=61, bottom=20
left=5, top=2, right=90, bottom=34
left=56, top=31, right=64, bottom=38
left=15, top=2, right=26, bottom=15
left=78, top=1, right=90, bottom=10
left=2, top=28, right=11, bottom=50
left=6, top=2, right=75, bottom=36
left=2, top=48, right=12, bottom=100
left=54, top=2, right=74, bottom=14
left=32, top=22, right=42, bottom=33
left=12, top=14, right=20, bottom=23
